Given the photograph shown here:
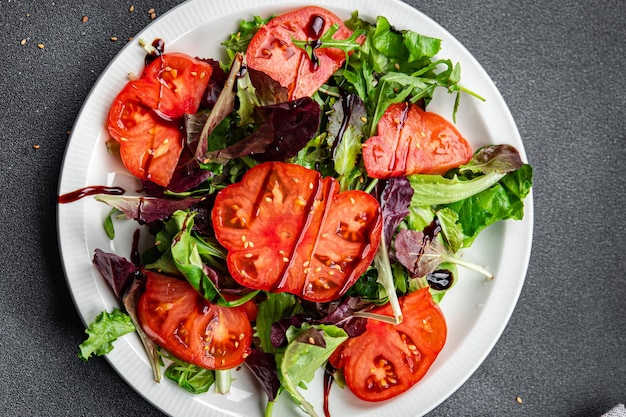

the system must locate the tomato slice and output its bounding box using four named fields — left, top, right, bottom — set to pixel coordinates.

left=362, top=102, right=473, bottom=178
left=136, top=271, right=253, bottom=370
left=140, top=52, right=214, bottom=119
left=211, top=161, right=382, bottom=302
left=246, top=6, right=355, bottom=99
left=106, top=53, right=213, bottom=187
left=329, top=288, right=447, bottom=401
